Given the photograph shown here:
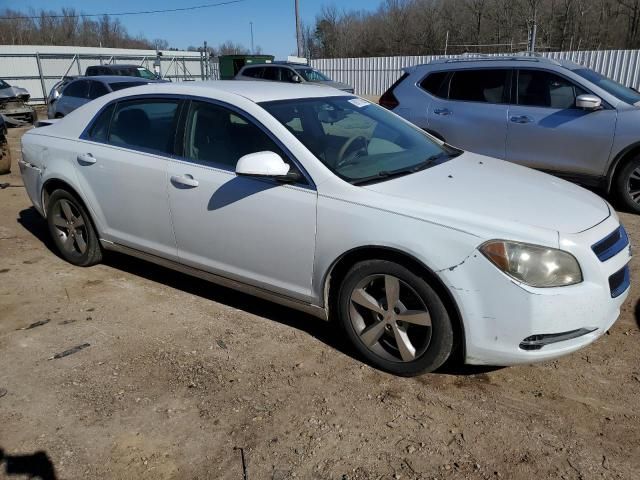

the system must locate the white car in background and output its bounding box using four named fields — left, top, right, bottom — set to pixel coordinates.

left=19, top=81, right=631, bottom=375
